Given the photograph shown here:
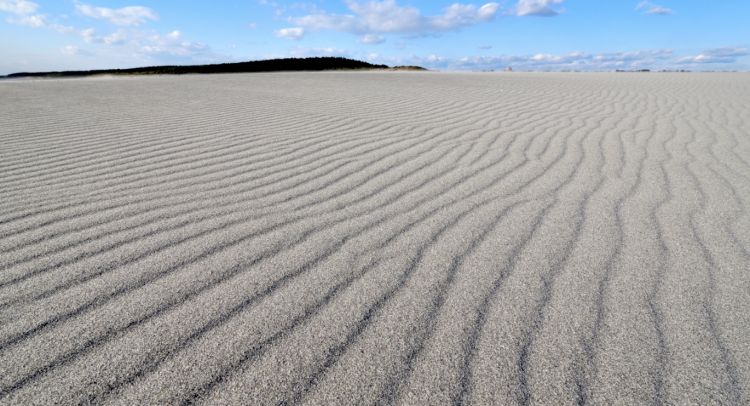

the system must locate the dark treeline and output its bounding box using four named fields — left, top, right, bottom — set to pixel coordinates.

left=4, top=57, right=392, bottom=78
